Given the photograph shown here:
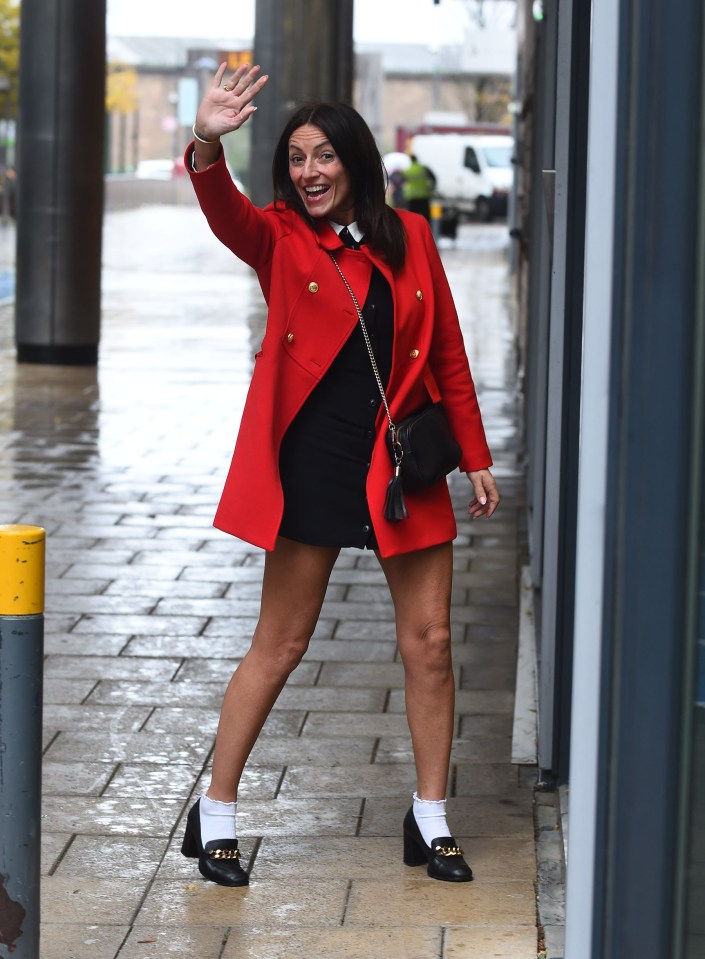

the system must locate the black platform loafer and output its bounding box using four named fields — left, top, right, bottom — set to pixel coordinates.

left=402, top=806, right=473, bottom=882
left=181, top=799, right=249, bottom=887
